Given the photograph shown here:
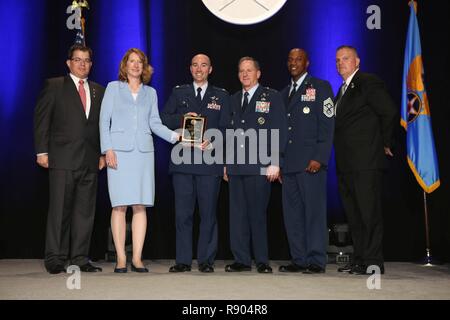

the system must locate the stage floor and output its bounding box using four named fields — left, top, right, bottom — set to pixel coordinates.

left=0, top=260, right=449, bottom=300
